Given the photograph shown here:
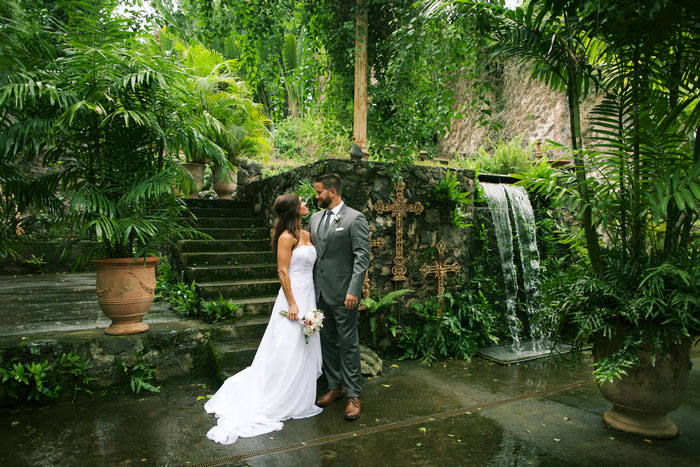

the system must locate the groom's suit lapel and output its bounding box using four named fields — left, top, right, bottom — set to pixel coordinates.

left=318, top=204, right=347, bottom=257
